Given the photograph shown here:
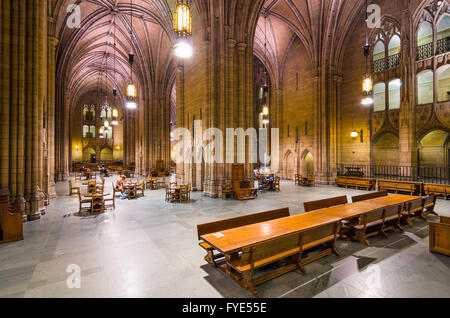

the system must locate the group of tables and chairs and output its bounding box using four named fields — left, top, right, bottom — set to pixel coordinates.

left=257, top=174, right=280, bottom=192
left=165, top=183, right=192, bottom=203
left=295, top=174, right=315, bottom=187
left=197, top=191, right=442, bottom=297
left=73, top=177, right=115, bottom=215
